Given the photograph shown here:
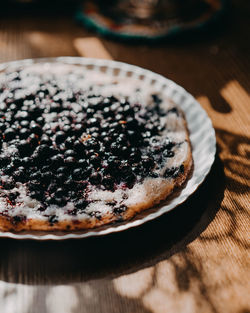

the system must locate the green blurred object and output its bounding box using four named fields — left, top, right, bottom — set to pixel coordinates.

left=76, top=0, right=230, bottom=42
